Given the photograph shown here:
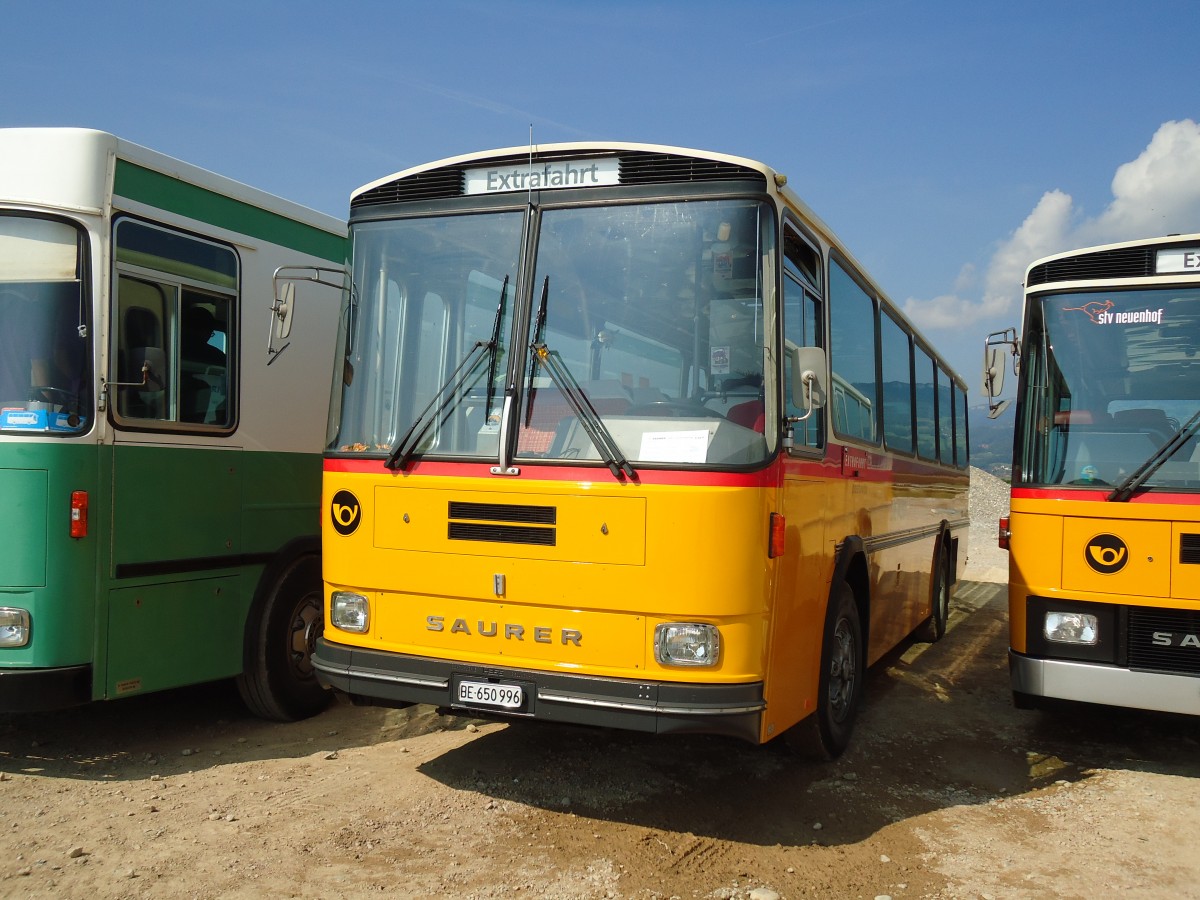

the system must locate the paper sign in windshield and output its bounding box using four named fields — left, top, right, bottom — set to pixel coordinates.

left=639, top=429, right=709, bottom=463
